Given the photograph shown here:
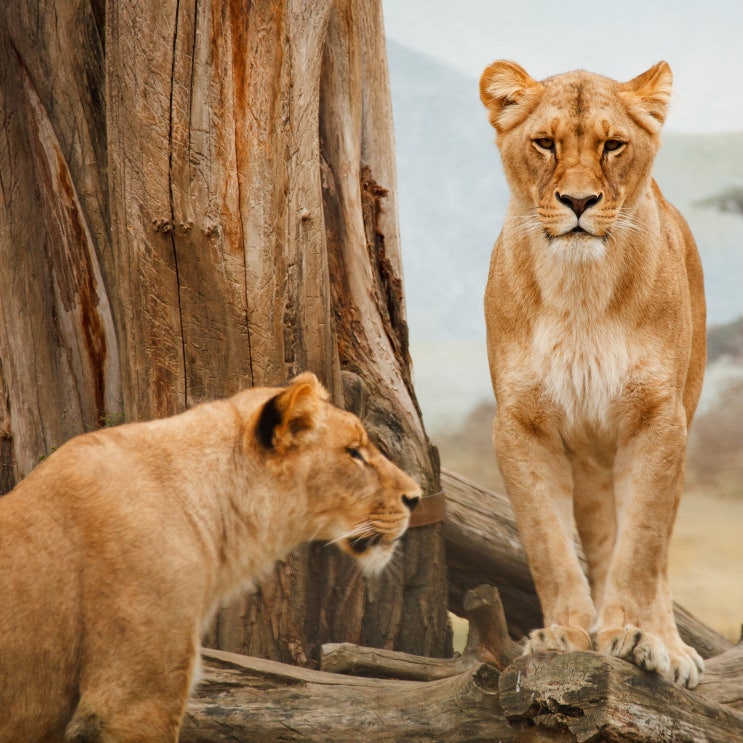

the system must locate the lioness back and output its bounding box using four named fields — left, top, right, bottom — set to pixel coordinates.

left=480, top=61, right=705, bottom=688
left=0, top=373, right=420, bottom=742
